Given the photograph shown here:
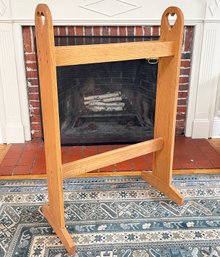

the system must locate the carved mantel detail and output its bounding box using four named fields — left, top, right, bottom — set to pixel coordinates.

left=79, top=0, right=141, bottom=17
left=0, top=0, right=7, bottom=16
left=208, top=0, right=220, bottom=17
